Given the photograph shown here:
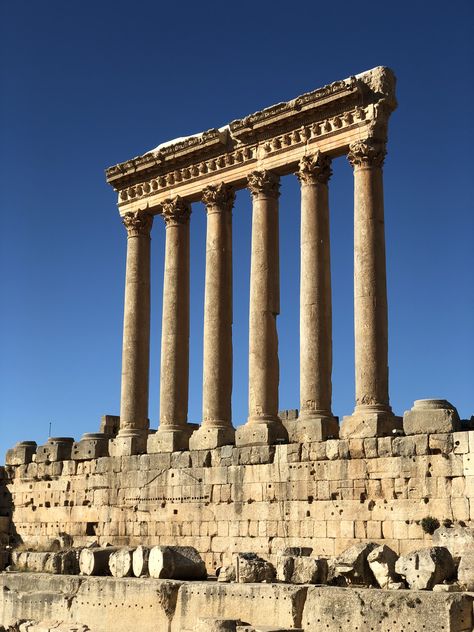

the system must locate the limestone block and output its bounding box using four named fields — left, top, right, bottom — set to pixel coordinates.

left=433, top=525, right=474, bottom=563
left=5, top=441, right=37, bottom=466
left=403, top=399, right=461, bottom=435
left=99, top=414, right=120, bottom=437
left=235, top=553, right=276, bottom=583
left=458, top=551, right=474, bottom=590
left=395, top=547, right=456, bottom=590
left=217, top=565, right=236, bottom=582
left=284, top=417, right=339, bottom=443
left=36, top=437, right=74, bottom=463
left=109, top=547, right=135, bottom=577
left=235, top=422, right=288, bottom=447
left=340, top=411, right=402, bottom=439
left=79, top=546, right=120, bottom=575
left=110, top=433, right=147, bottom=456
left=72, top=433, right=109, bottom=460
left=328, top=542, right=378, bottom=586
left=132, top=545, right=150, bottom=577
left=429, top=433, right=454, bottom=454
left=149, top=545, right=207, bottom=580
left=367, top=544, right=402, bottom=589
left=194, top=619, right=238, bottom=632
left=301, top=586, right=473, bottom=632
left=276, top=554, right=327, bottom=584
